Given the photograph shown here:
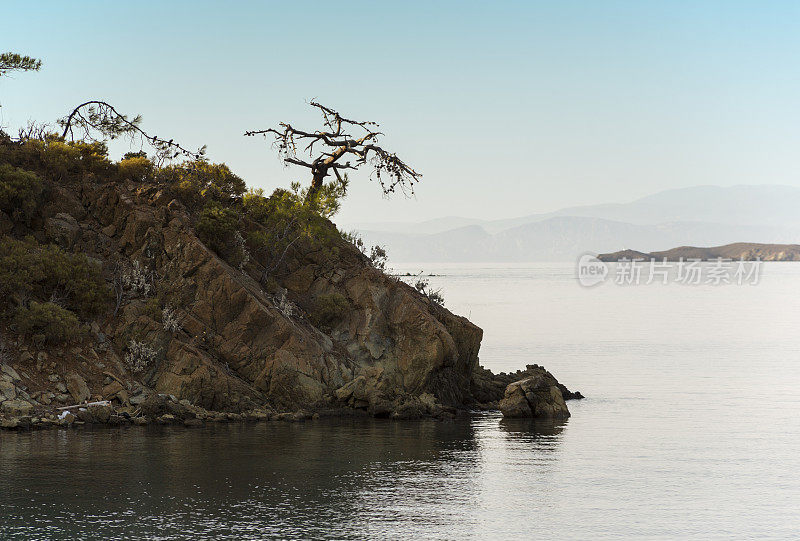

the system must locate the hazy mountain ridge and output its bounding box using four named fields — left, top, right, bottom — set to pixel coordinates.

left=354, top=185, right=800, bottom=262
